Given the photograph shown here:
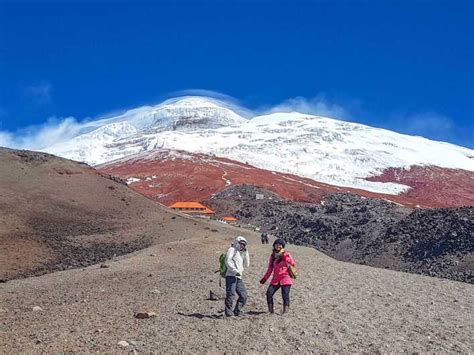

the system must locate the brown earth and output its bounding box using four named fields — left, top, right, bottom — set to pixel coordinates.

left=0, top=148, right=216, bottom=280
left=98, top=149, right=474, bottom=208
left=0, top=223, right=472, bottom=353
